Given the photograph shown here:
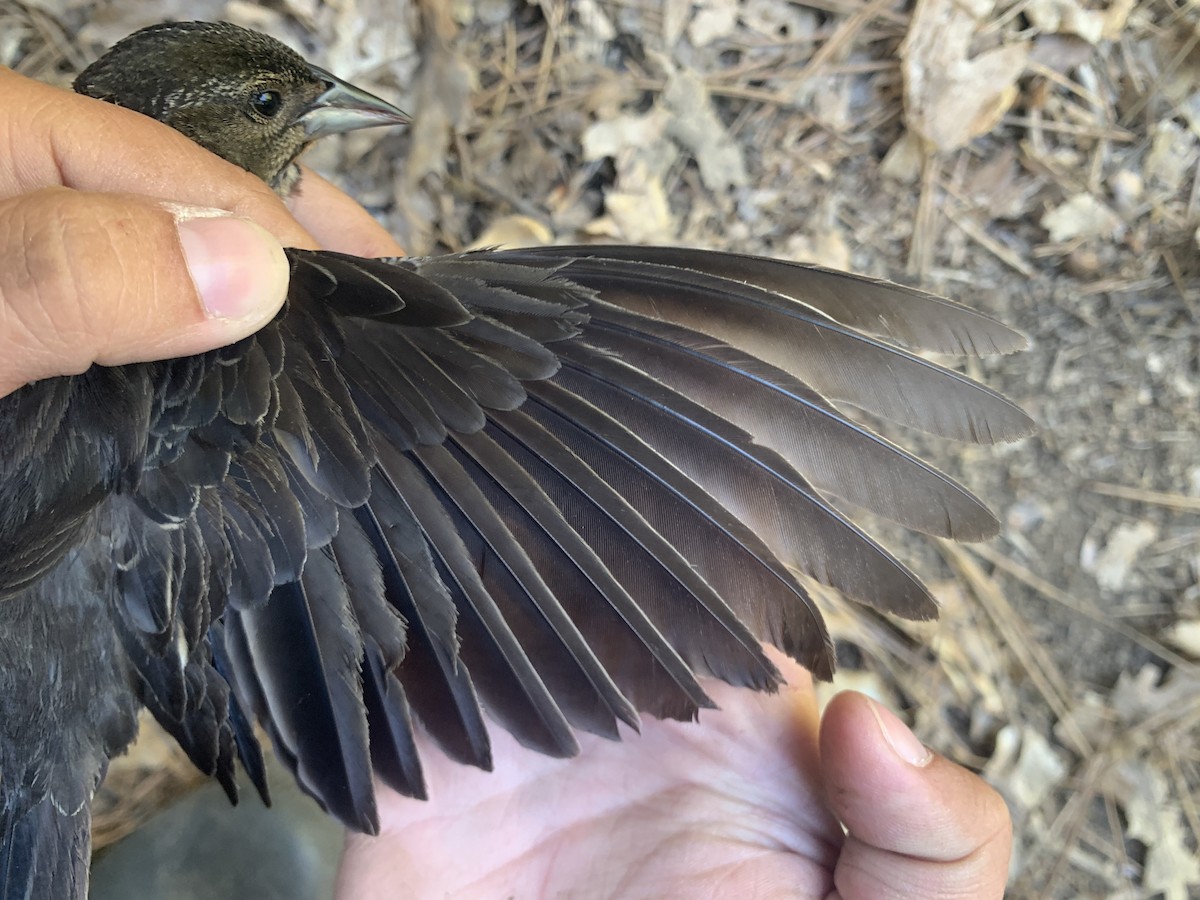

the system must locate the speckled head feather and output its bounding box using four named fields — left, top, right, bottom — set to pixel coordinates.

left=74, top=21, right=407, bottom=192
